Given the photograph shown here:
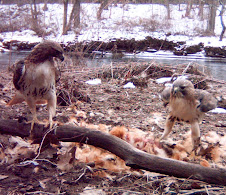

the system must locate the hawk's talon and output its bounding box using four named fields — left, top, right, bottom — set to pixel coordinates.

left=26, top=118, right=39, bottom=131
left=191, top=137, right=203, bottom=155
left=26, top=118, right=46, bottom=133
